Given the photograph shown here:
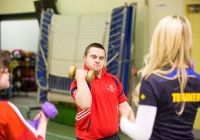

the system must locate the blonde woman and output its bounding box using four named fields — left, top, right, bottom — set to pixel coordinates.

left=120, top=15, right=200, bottom=140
